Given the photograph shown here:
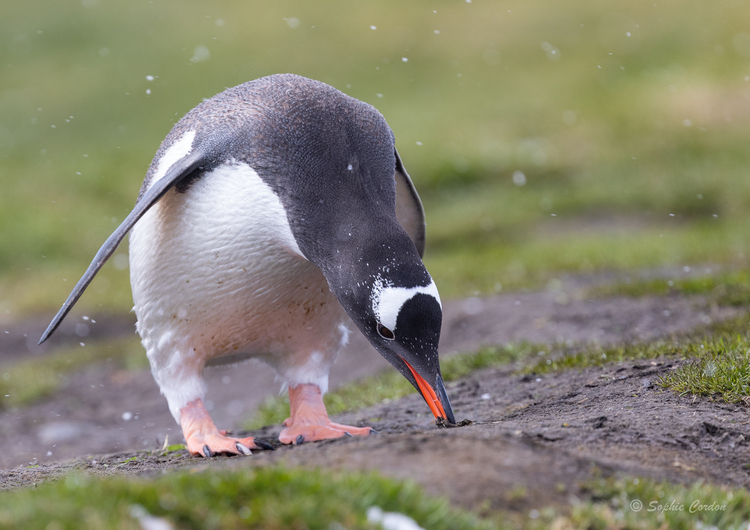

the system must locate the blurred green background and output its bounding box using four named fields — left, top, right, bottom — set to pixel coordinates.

left=2, top=0, right=750, bottom=320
